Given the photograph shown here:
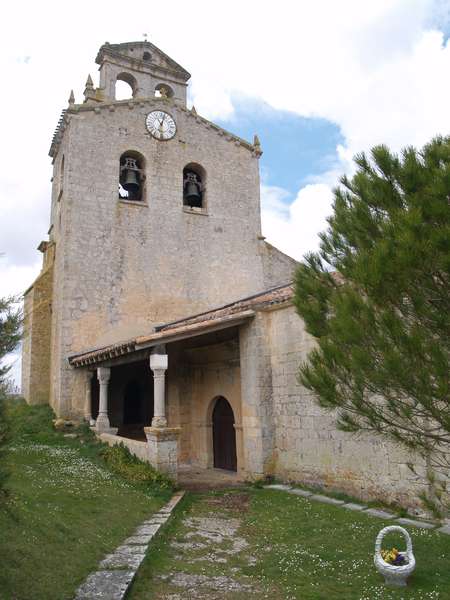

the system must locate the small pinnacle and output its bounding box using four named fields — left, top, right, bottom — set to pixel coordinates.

left=68, top=90, right=75, bottom=105
left=191, top=105, right=197, bottom=115
left=85, top=74, right=94, bottom=88
left=253, top=134, right=261, bottom=149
